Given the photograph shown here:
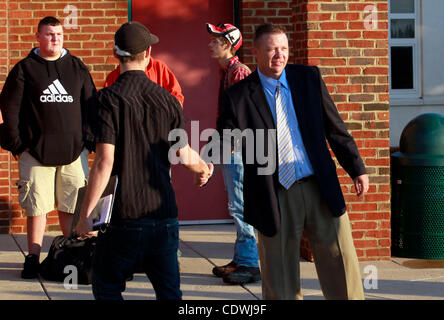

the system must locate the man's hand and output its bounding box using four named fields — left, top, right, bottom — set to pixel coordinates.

left=73, top=143, right=114, bottom=239
left=194, top=163, right=214, bottom=187
left=353, top=174, right=369, bottom=197
left=73, top=217, right=95, bottom=239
